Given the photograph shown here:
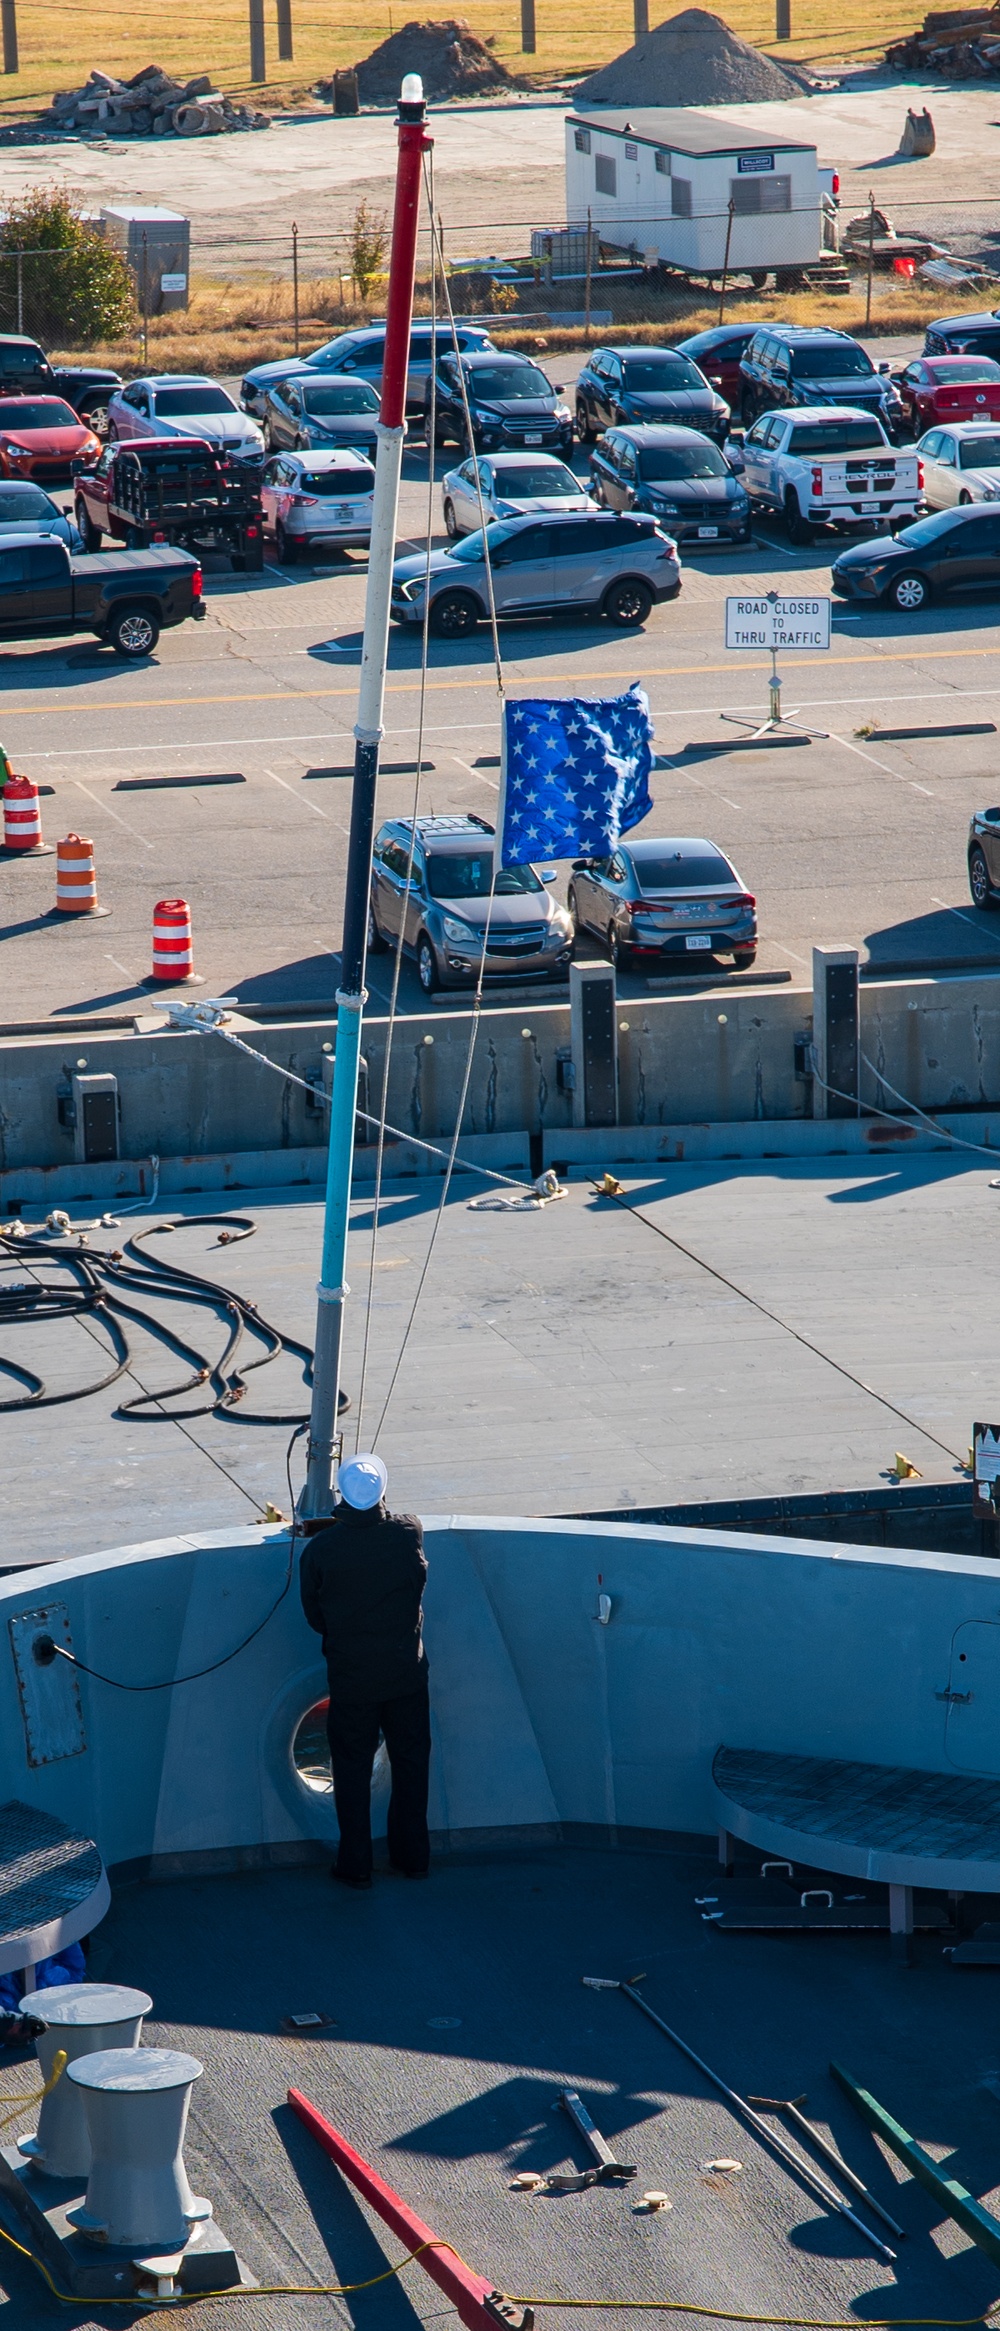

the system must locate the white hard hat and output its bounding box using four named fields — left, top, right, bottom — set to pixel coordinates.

left=338, top=1453, right=388, bottom=1510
